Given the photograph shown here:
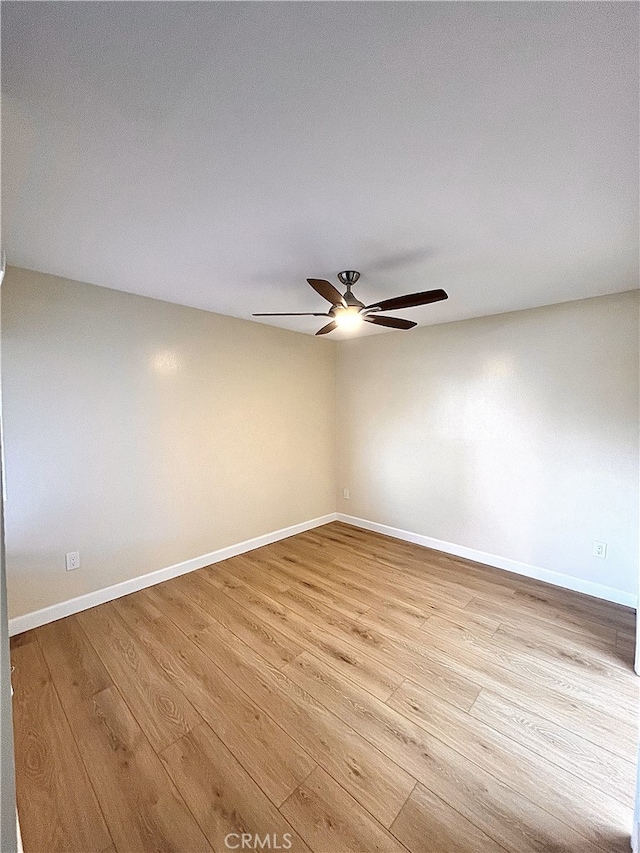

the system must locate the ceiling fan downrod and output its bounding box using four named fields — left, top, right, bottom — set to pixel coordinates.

left=337, top=271, right=364, bottom=308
